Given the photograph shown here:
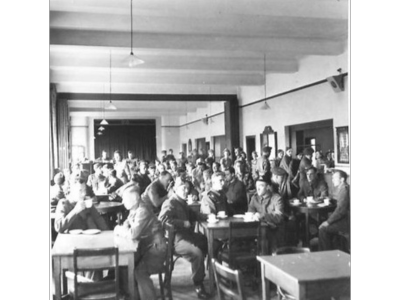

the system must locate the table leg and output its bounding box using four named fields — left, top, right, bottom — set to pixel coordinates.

left=260, top=263, right=269, bottom=300
left=305, top=210, right=309, bottom=247
left=207, top=229, right=215, bottom=295
left=127, top=253, right=135, bottom=300
left=296, top=283, right=306, bottom=300
left=53, top=257, right=62, bottom=300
